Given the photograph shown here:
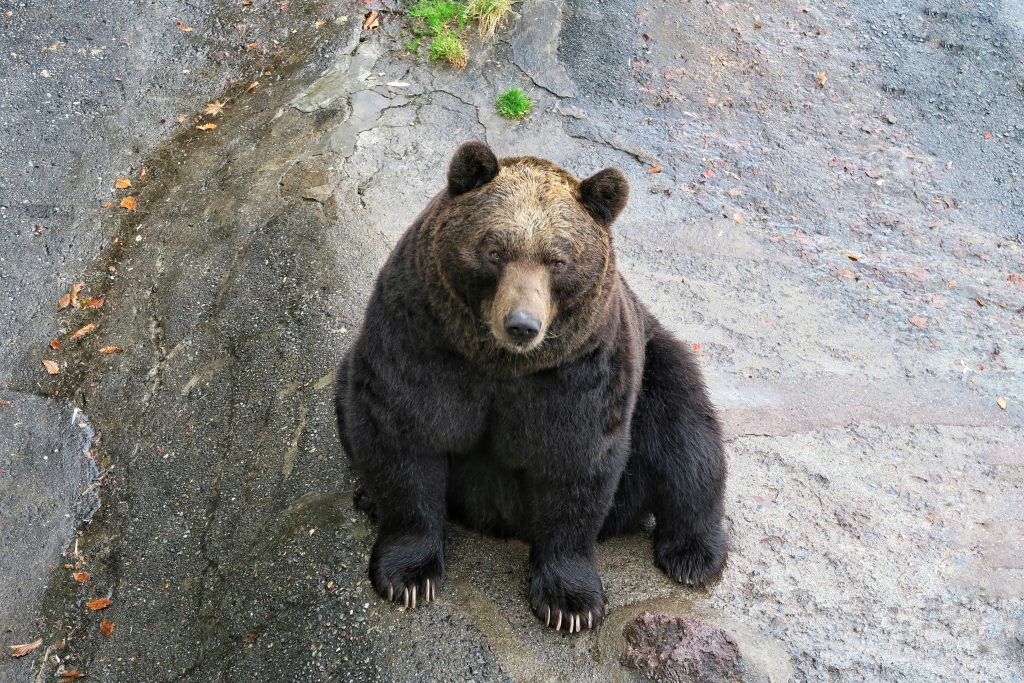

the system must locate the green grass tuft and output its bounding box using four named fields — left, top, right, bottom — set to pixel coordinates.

left=465, top=0, right=513, bottom=38
left=403, top=37, right=422, bottom=54
left=429, top=31, right=468, bottom=68
left=496, top=87, right=533, bottom=119
left=408, top=0, right=468, bottom=35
